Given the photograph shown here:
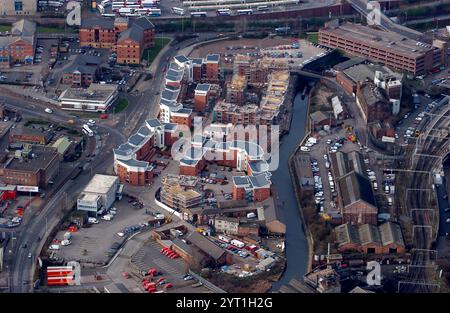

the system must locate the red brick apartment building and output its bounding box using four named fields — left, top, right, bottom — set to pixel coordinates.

left=205, top=54, right=220, bottom=82
left=319, top=22, right=447, bottom=75
left=80, top=17, right=155, bottom=65
left=194, top=83, right=210, bottom=112
left=61, top=55, right=101, bottom=87
left=114, top=119, right=178, bottom=186
left=0, top=19, right=36, bottom=68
